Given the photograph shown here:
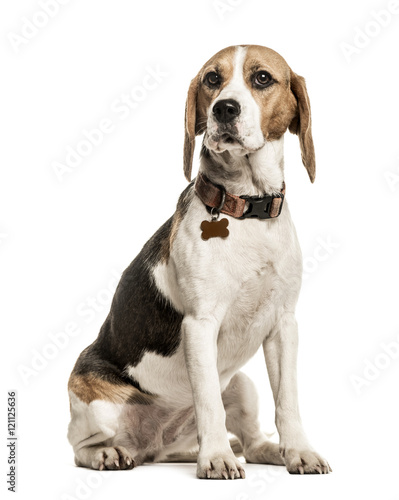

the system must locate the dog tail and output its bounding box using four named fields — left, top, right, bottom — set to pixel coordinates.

left=162, top=437, right=243, bottom=463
